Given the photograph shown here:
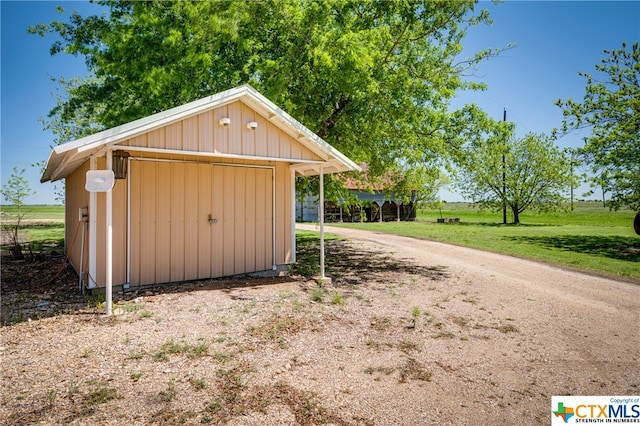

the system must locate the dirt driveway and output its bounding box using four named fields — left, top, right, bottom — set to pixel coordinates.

left=1, top=224, right=638, bottom=425
left=300, top=224, right=640, bottom=416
